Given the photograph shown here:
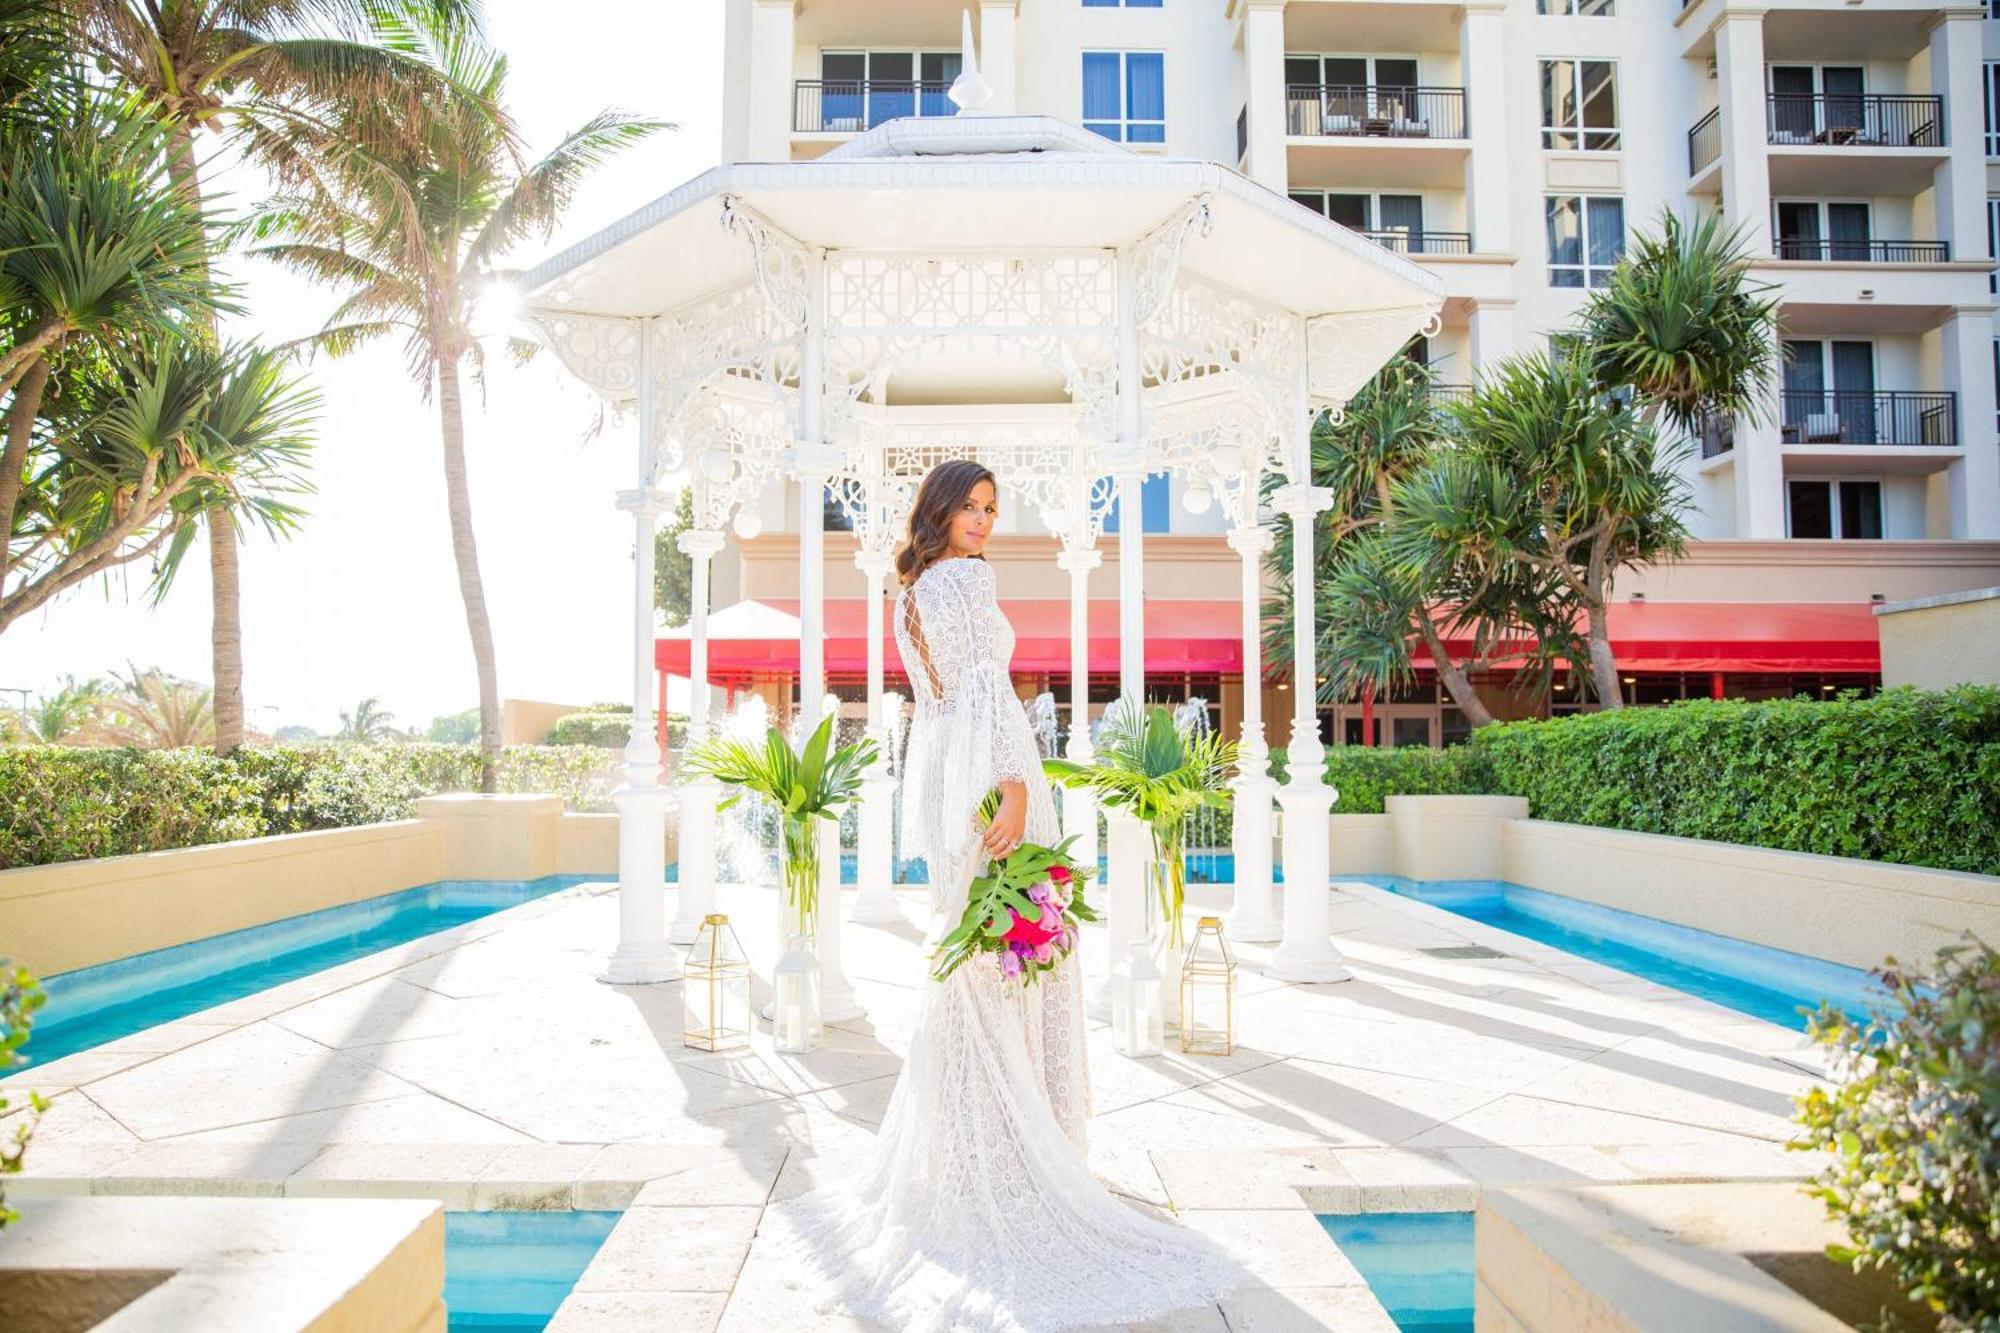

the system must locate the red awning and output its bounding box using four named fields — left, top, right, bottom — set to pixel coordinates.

left=658, top=598, right=1882, bottom=681
left=655, top=599, right=1246, bottom=680
left=1410, top=601, right=1882, bottom=674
